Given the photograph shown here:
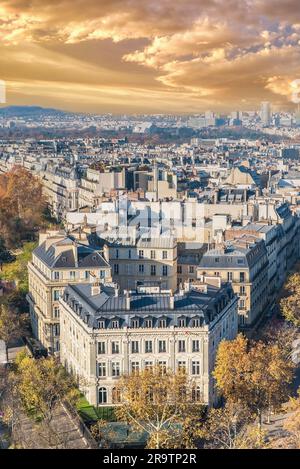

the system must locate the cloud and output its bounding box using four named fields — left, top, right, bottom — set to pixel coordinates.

left=0, top=0, right=300, bottom=111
